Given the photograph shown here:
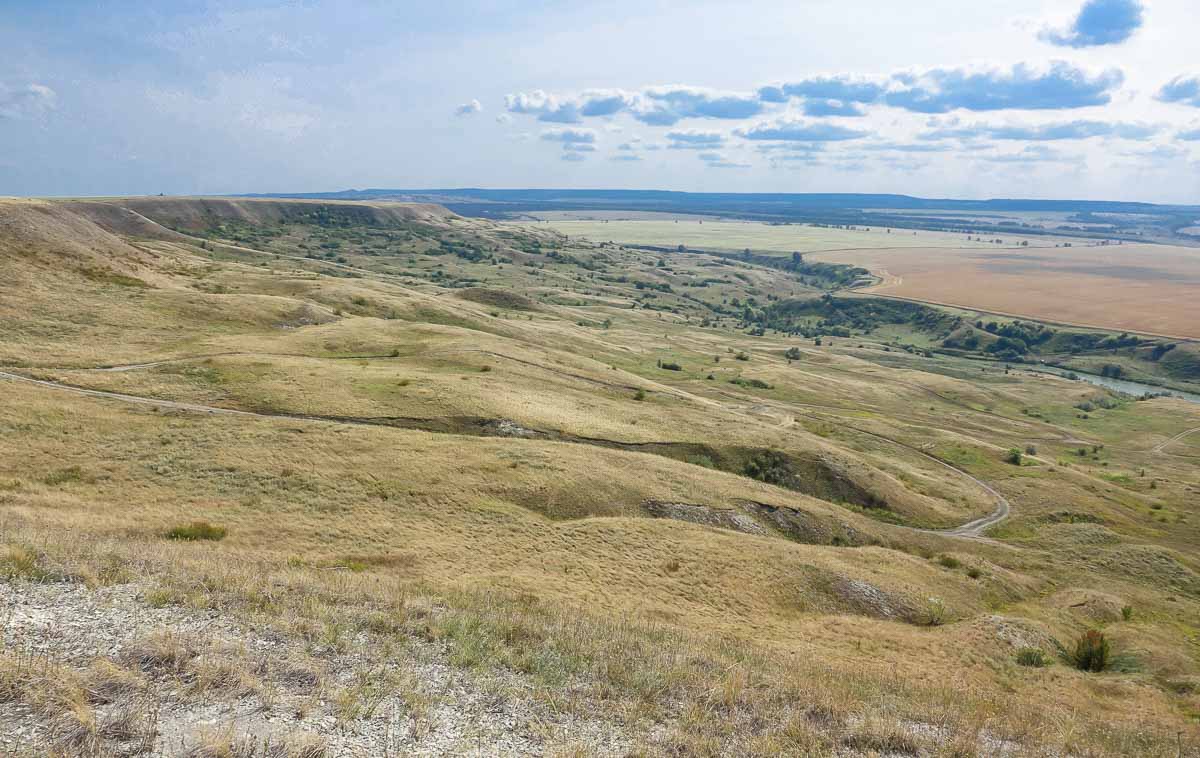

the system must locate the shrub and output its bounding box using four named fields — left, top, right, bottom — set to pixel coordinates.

left=1016, top=648, right=1047, bottom=667
left=1024, top=444, right=1037, bottom=456
left=660, top=361, right=683, bottom=371
left=936, top=555, right=961, bottom=570
left=1121, top=605, right=1134, bottom=622
left=1067, top=630, right=1110, bottom=672
left=920, top=597, right=947, bottom=627
left=1004, top=448, right=1022, bottom=465
left=42, top=466, right=92, bottom=486
left=743, top=450, right=792, bottom=486
left=966, top=567, right=982, bottom=579
left=633, top=389, right=646, bottom=402
left=165, top=522, right=227, bottom=542
left=729, top=377, right=772, bottom=390
left=734, top=351, right=750, bottom=361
